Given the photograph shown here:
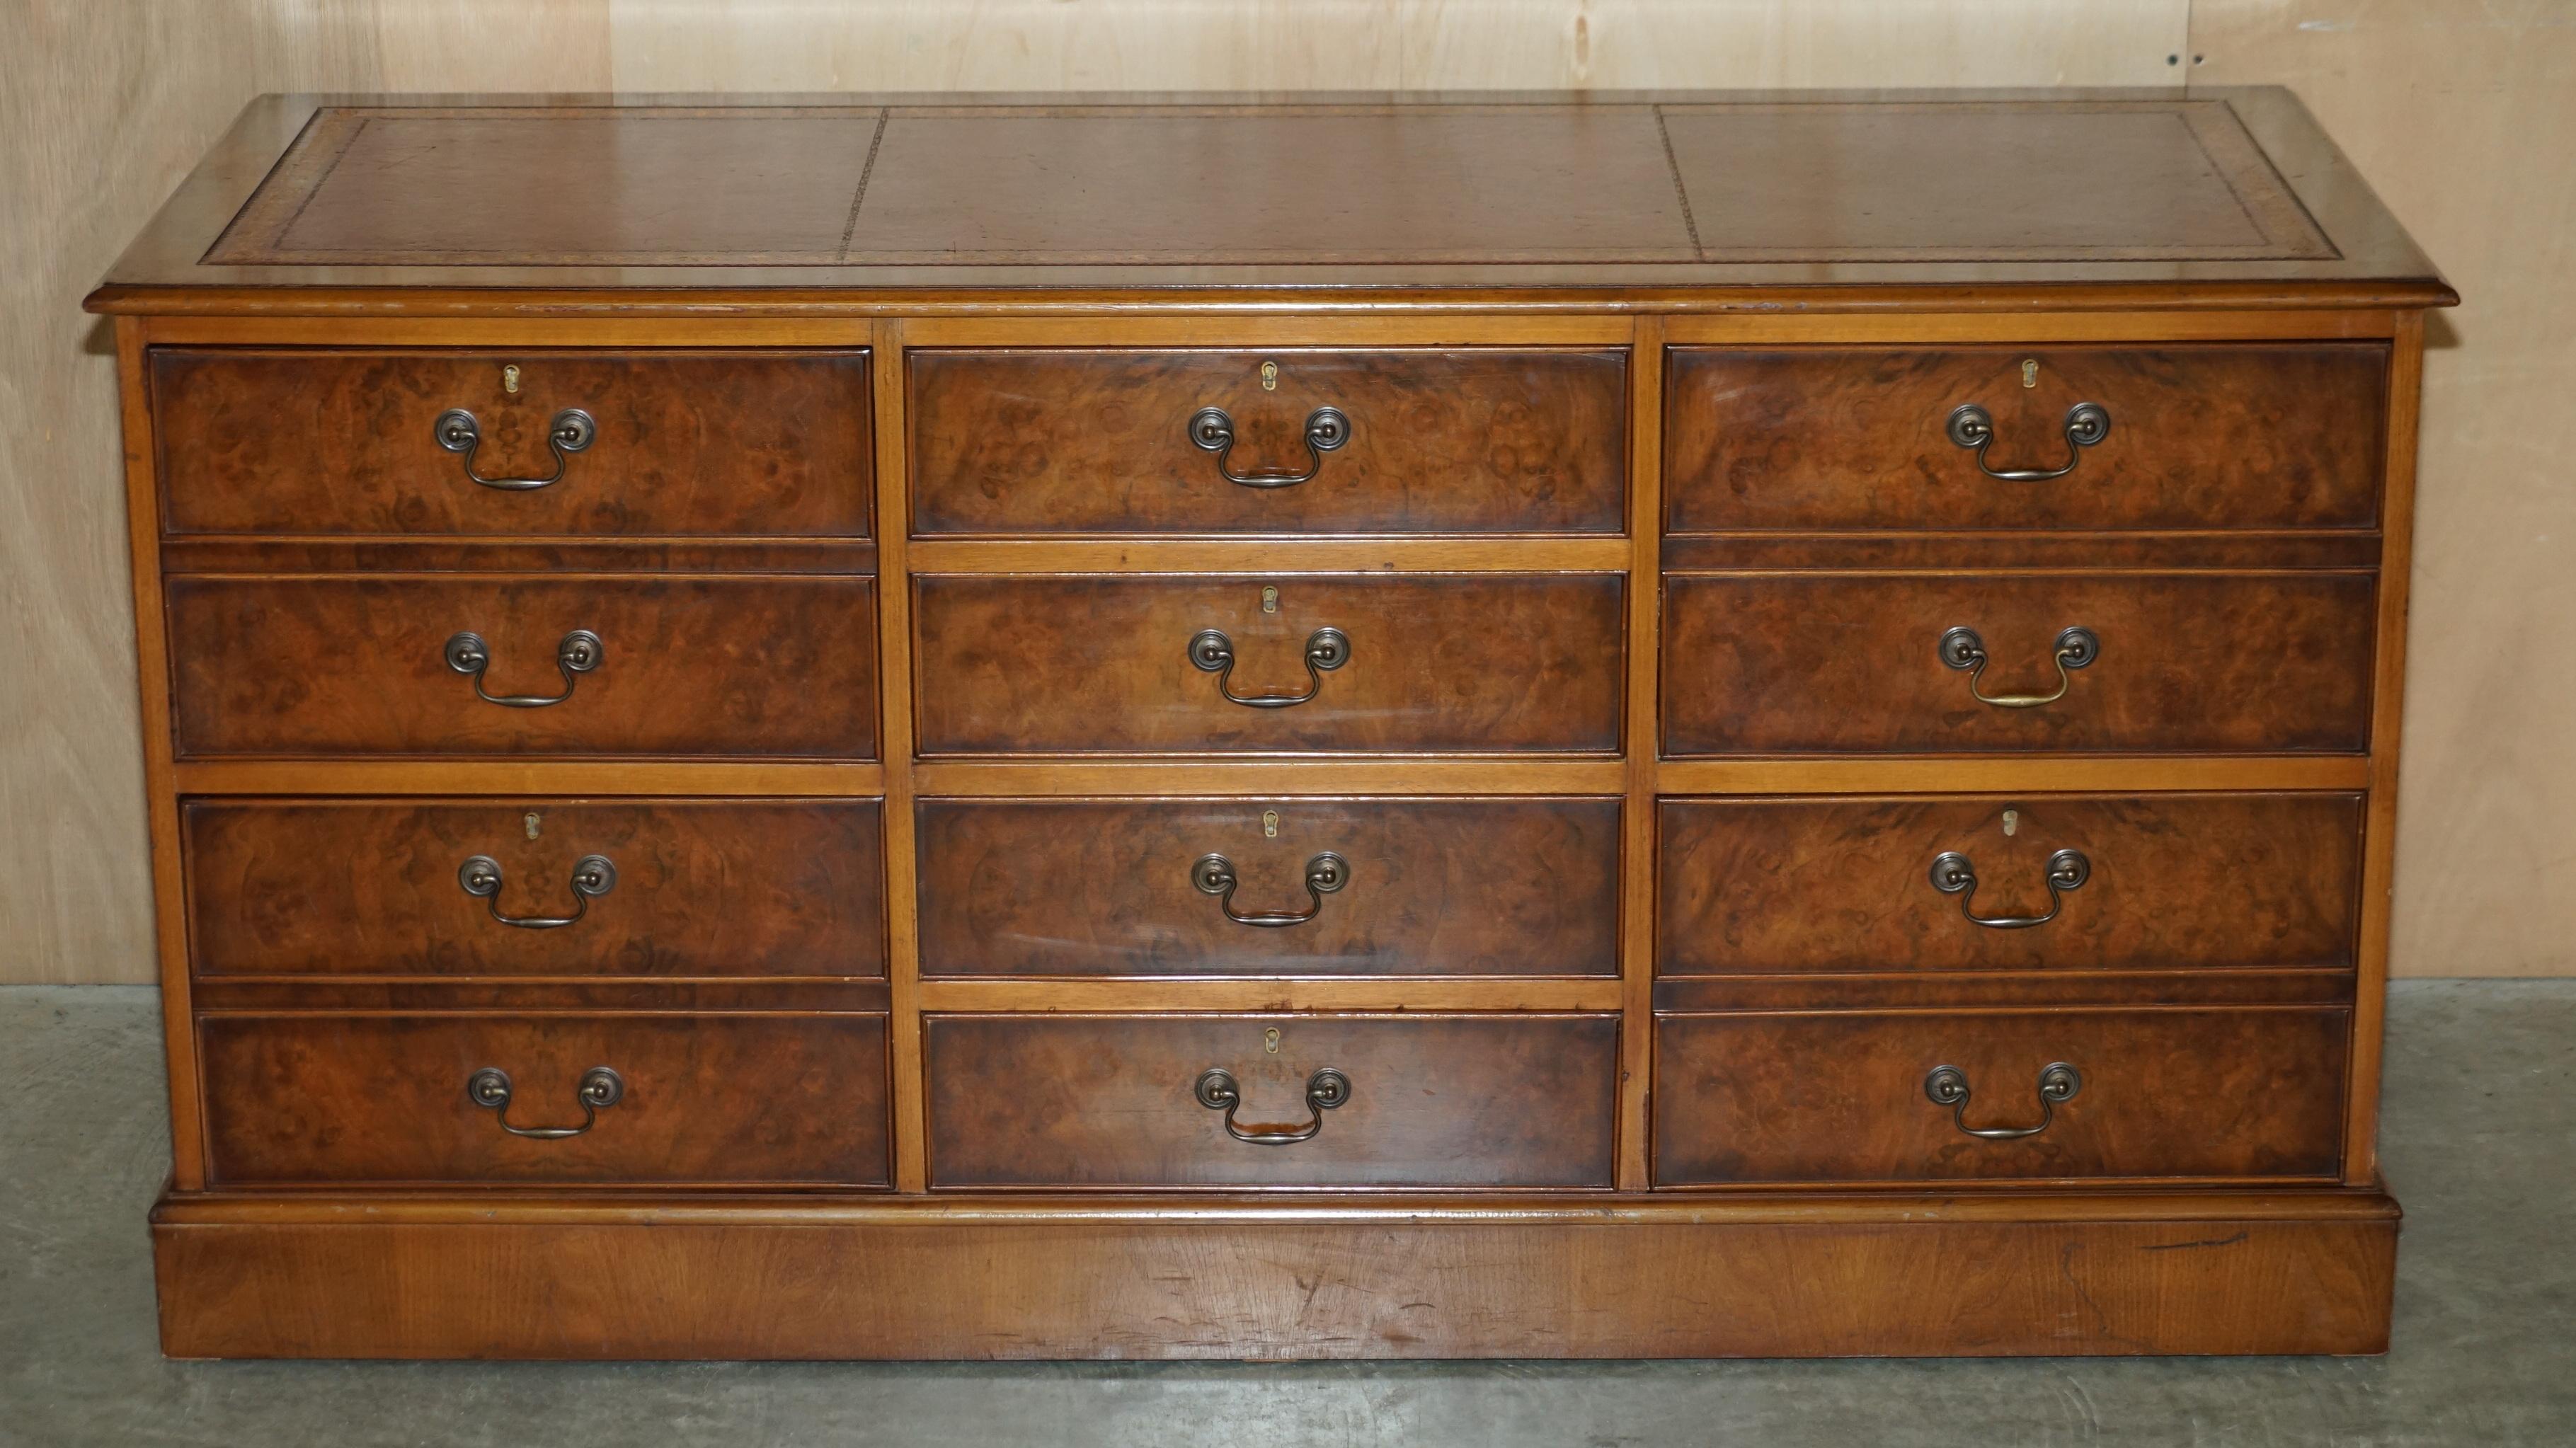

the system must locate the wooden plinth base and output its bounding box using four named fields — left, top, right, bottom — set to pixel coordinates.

left=153, top=1188, right=2398, bottom=1360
